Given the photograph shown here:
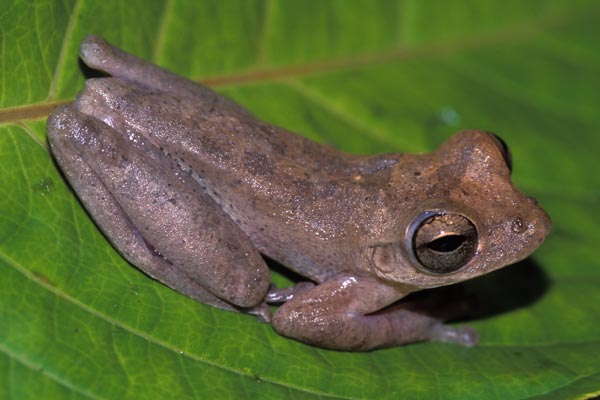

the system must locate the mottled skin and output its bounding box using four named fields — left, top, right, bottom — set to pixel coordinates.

left=47, top=36, right=551, bottom=351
